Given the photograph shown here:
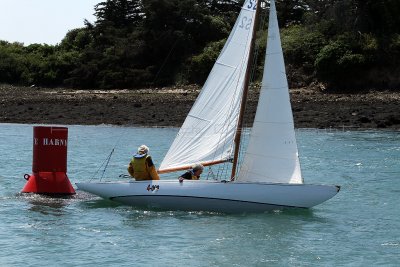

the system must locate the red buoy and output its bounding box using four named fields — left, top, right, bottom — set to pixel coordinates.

left=22, top=126, right=75, bottom=195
